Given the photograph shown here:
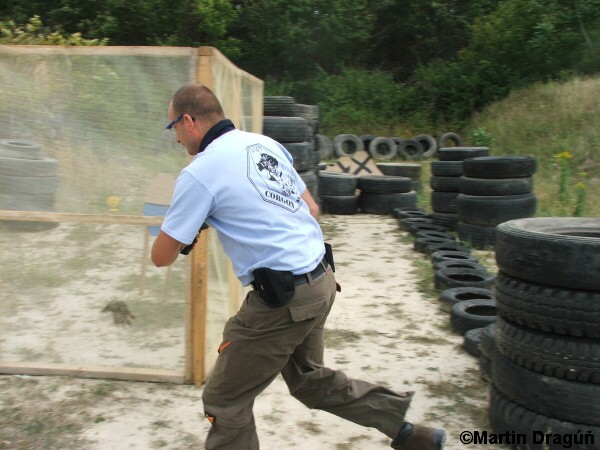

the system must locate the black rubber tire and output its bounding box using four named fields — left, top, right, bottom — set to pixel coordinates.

left=463, top=327, right=484, bottom=357
left=333, top=134, right=363, bottom=157
left=426, top=241, right=471, bottom=255
left=463, top=156, right=537, bottom=179
left=392, top=206, right=423, bottom=219
left=318, top=172, right=358, bottom=196
left=439, top=287, right=494, bottom=313
left=320, top=195, right=358, bottom=215
left=459, top=176, right=534, bottom=195
left=457, top=193, right=537, bottom=227
left=262, top=116, right=309, bottom=142
left=368, top=137, right=397, bottom=160
left=480, top=323, right=497, bottom=359
left=358, top=191, right=417, bottom=215
left=397, top=139, right=424, bottom=160
left=414, top=134, right=437, bottom=158
left=398, top=210, right=431, bottom=220
left=495, top=316, right=600, bottom=384
left=434, top=260, right=488, bottom=273
left=398, top=217, right=433, bottom=232
left=456, top=222, right=496, bottom=250
left=495, top=271, right=600, bottom=338
left=414, top=237, right=455, bottom=254
left=492, top=352, right=600, bottom=426
left=429, top=176, right=461, bottom=192
left=360, top=134, right=375, bottom=151
left=430, top=212, right=459, bottom=230
left=489, top=386, right=600, bottom=450
left=415, top=230, right=456, bottom=241
left=283, top=142, right=313, bottom=172
left=0, top=155, right=58, bottom=177
left=450, top=299, right=497, bottom=334
left=408, top=223, right=448, bottom=235
left=357, top=175, right=412, bottom=194
left=430, top=161, right=463, bottom=177
left=376, top=163, right=421, bottom=179
left=437, top=132, right=463, bottom=148
left=435, top=268, right=494, bottom=291
left=263, top=96, right=296, bottom=116
left=438, top=147, right=490, bottom=161
left=430, top=191, right=459, bottom=213
left=495, top=217, right=600, bottom=291
left=0, top=174, right=59, bottom=195
left=314, top=134, right=333, bottom=160
left=293, top=103, right=319, bottom=120
left=0, top=139, right=42, bottom=160
left=479, top=354, right=492, bottom=382
left=430, top=250, right=478, bottom=264
left=0, top=193, right=58, bottom=232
